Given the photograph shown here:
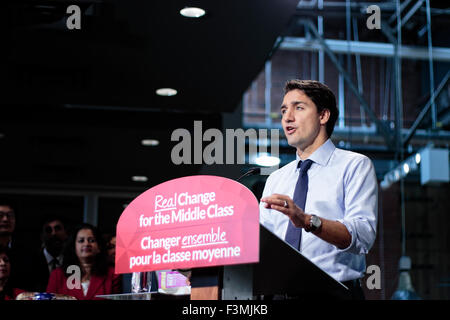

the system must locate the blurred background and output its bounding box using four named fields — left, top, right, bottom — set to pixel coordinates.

left=1, top=0, right=449, bottom=299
